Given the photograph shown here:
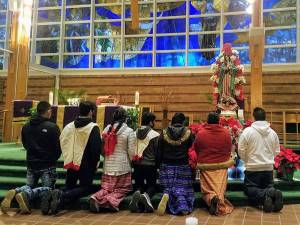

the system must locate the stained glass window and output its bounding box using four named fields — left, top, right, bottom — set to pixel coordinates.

left=0, top=0, right=8, bottom=70
left=32, top=0, right=299, bottom=69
